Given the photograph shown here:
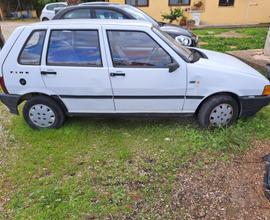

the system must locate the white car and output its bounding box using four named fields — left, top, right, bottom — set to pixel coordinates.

left=0, top=19, right=270, bottom=129
left=40, top=2, right=67, bottom=21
